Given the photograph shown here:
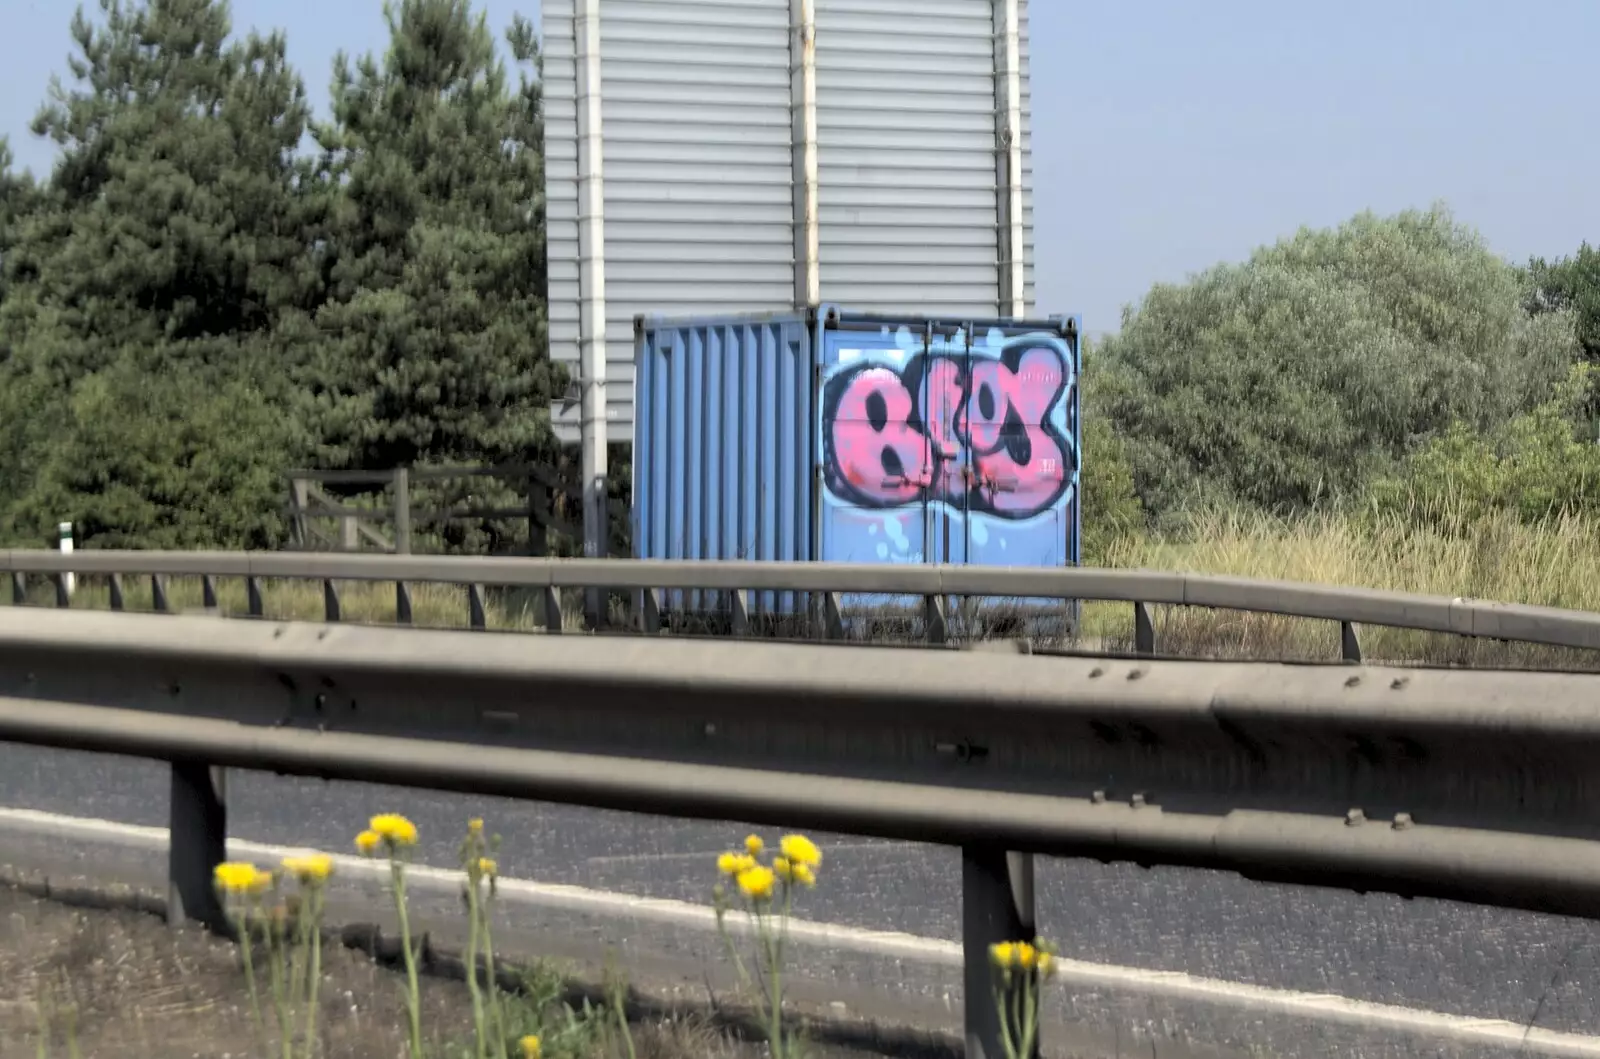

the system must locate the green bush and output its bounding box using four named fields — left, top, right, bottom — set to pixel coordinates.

left=1370, top=364, right=1600, bottom=527
left=1096, top=205, right=1582, bottom=520
left=1078, top=338, right=1146, bottom=564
